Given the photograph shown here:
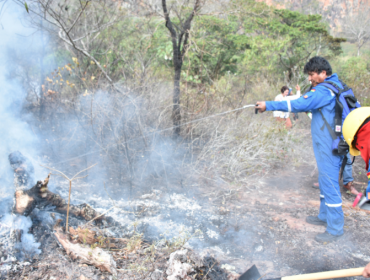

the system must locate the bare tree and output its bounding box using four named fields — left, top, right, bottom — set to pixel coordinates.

left=161, top=0, right=201, bottom=135
left=12, top=0, right=166, bottom=193
left=14, top=0, right=120, bottom=85
left=342, top=7, right=370, bottom=56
